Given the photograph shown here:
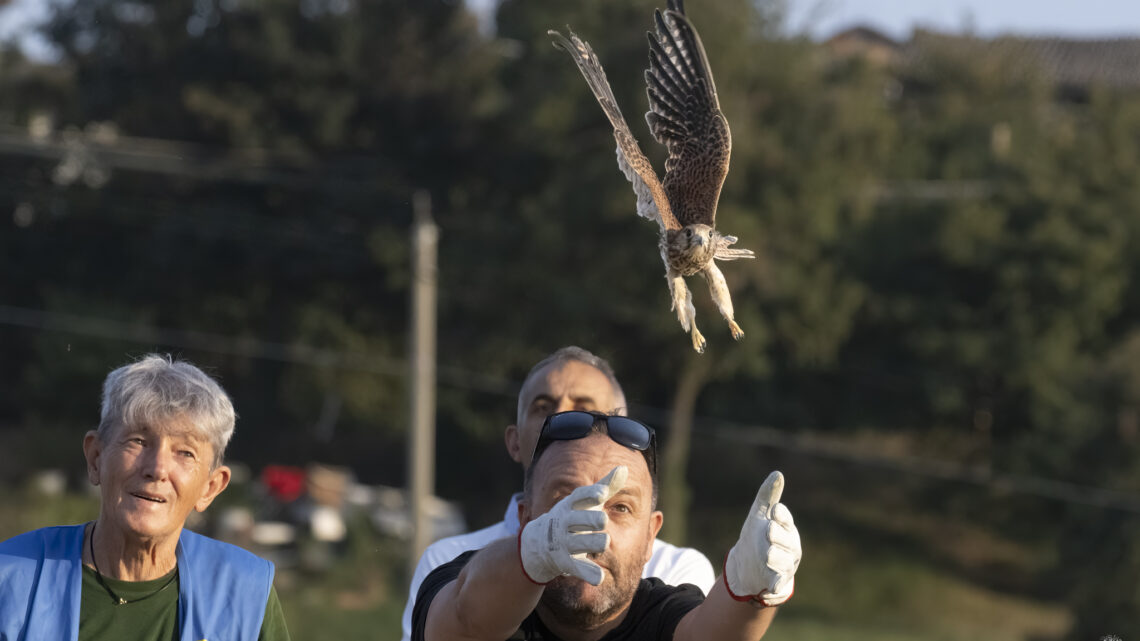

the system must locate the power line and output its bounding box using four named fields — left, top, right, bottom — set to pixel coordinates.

left=0, top=303, right=404, bottom=376
left=0, top=304, right=517, bottom=397
left=2, top=303, right=1137, bottom=513
left=0, top=125, right=386, bottom=190
left=703, top=423, right=1140, bottom=514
